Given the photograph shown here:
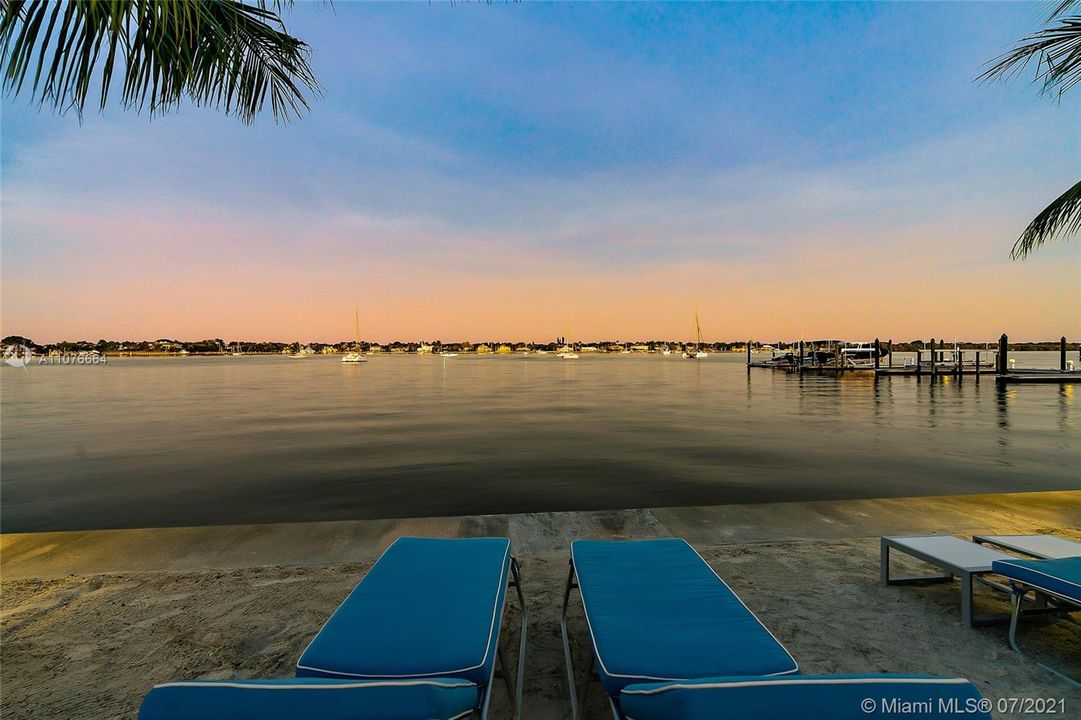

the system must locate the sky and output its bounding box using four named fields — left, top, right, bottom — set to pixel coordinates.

left=2, top=2, right=1079, bottom=344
